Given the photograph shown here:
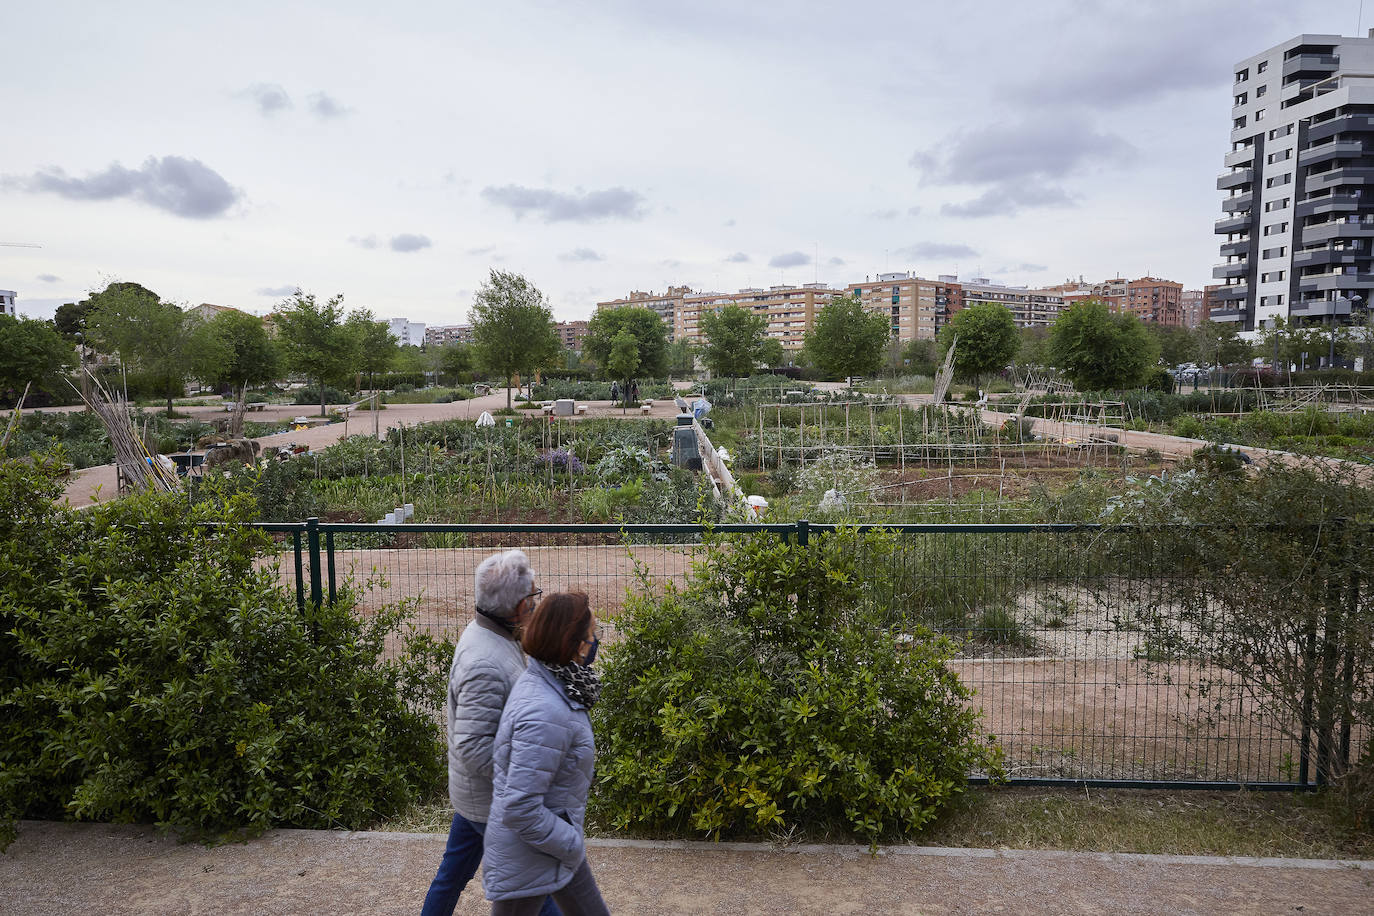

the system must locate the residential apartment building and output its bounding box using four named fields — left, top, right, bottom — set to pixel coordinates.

left=0, top=290, right=14, bottom=318
left=1126, top=277, right=1184, bottom=325
left=1202, top=284, right=1228, bottom=322
left=555, top=320, right=589, bottom=350
left=386, top=317, right=426, bottom=348
left=843, top=272, right=960, bottom=341
left=595, top=286, right=692, bottom=341
left=1215, top=32, right=1374, bottom=331
left=677, top=283, right=835, bottom=351
left=1089, top=278, right=1128, bottom=312
left=425, top=324, right=474, bottom=347
left=1181, top=289, right=1206, bottom=327
left=956, top=278, right=1065, bottom=329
